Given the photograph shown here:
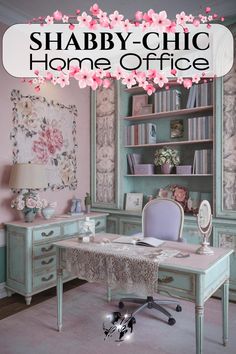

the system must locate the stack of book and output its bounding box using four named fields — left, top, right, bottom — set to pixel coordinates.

left=186, top=82, right=213, bottom=108
left=188, top=116, right=213, bottom=140
left=154, top=89, right=181, bottom=113
left=127, top=153, right=141, bottom=174
left=125, top=123, right=157, bottom=145
left=193, top=149, right=213, bottom=174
